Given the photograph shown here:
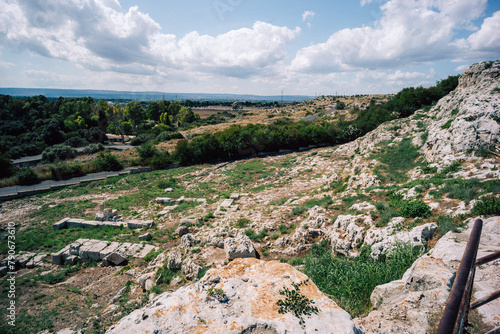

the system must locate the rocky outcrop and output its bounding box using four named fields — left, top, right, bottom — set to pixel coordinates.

left=107, top=258, right=361, bottom=334
left=421, top=61, right=500, bottom=162
left=356, top=216, right=500, bottom=333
